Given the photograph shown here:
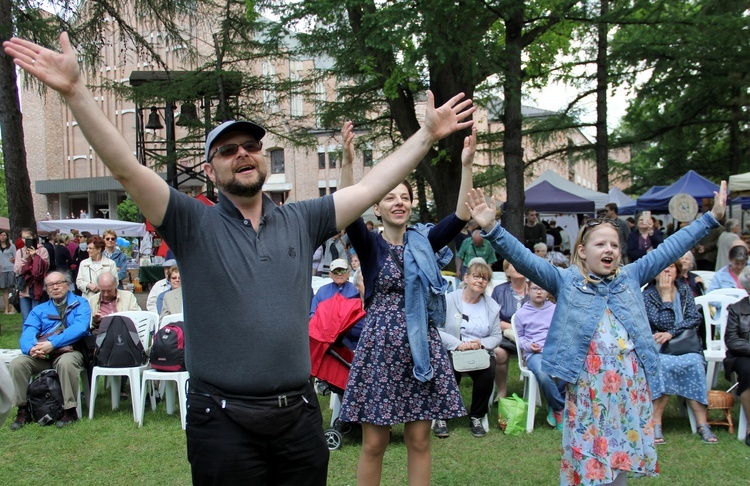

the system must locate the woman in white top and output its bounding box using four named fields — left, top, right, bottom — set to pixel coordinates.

left=76, top=235, right=118, bottom=300
left=438, top=258, right=502, bottom=438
